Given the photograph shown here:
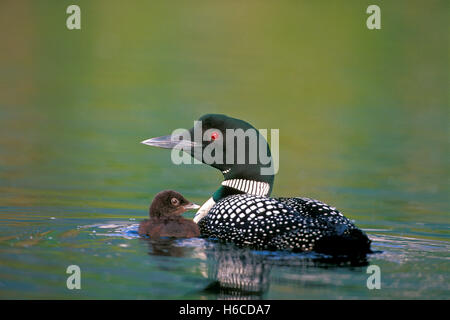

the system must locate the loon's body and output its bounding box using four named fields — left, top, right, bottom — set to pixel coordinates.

left=142, top=114, right=372, bottom=255
left=198, top=194, right=370, bottom=254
